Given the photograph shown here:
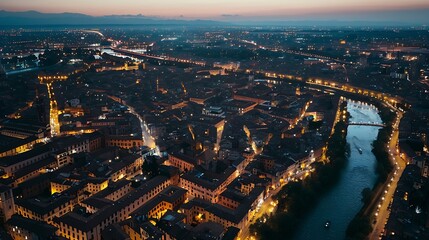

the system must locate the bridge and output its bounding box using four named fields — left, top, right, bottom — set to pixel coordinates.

left=111, top=48, right=206, bottom=67
left=348, top=122, right=385, bottom=127
left=256, top=71, right=406, bottom=110
left=78, top=29, right=105, bottom=38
